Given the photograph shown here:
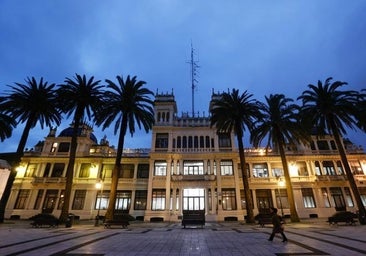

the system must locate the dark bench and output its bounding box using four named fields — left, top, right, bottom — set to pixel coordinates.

left=255, top=213, right=272, bottom=227
left=29, top=214, right=59, bottom=228
left=182, top=210, right=205, bottom=228
left=327, top=211, right=358, bottom=225
left=103, top=214, right=134, bottom=228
